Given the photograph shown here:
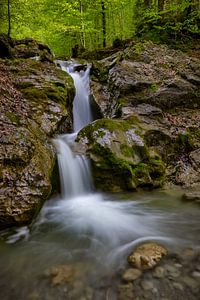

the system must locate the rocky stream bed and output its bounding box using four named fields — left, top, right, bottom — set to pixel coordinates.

left=0, top=35, right=200, bottom=299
